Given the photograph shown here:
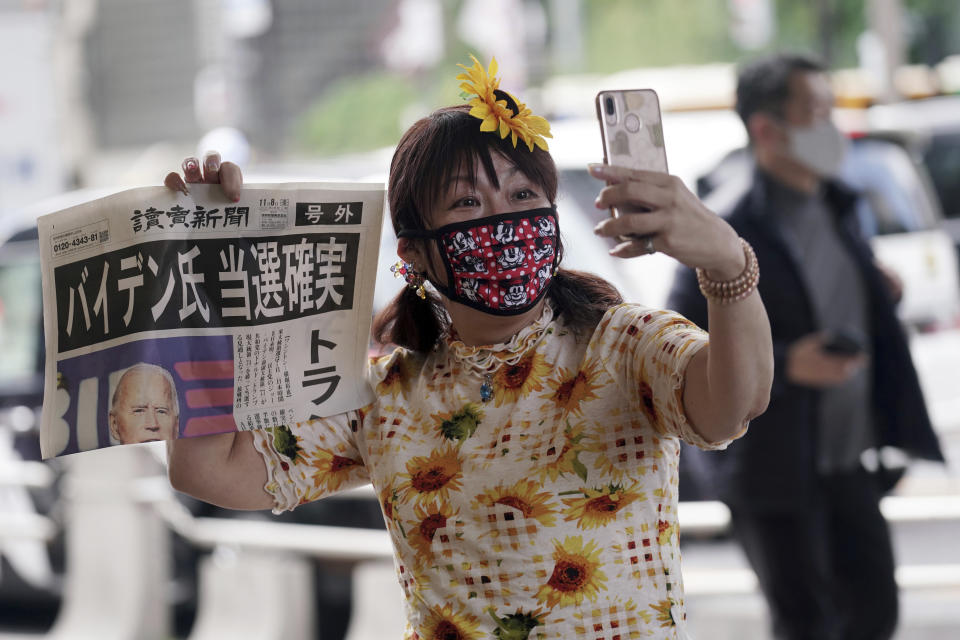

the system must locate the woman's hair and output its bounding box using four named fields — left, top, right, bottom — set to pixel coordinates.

left=372, top=104, right=623, bottom=352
